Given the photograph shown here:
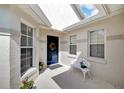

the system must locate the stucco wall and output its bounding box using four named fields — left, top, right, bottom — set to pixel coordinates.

left=0, top=5, right=40, bottom=88
left=60, top=13, right=124, bottom=88
left=9, top=5, right=40, bottom=88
